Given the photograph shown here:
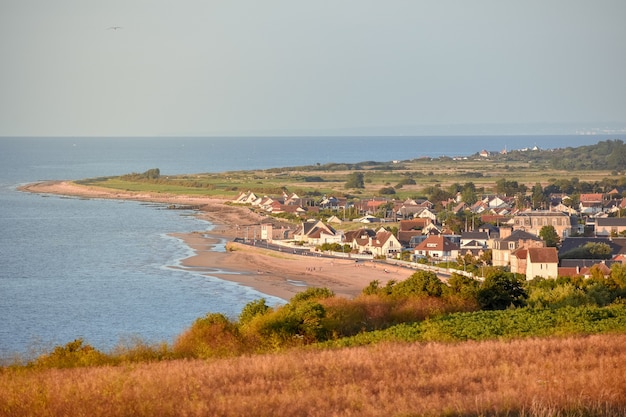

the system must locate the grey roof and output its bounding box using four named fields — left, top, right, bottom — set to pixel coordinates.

left=501, top=229, right=543, bottom=242
left=596, top=217, right=626, bottom=227
left=558, top=237, right=621, bottom=256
